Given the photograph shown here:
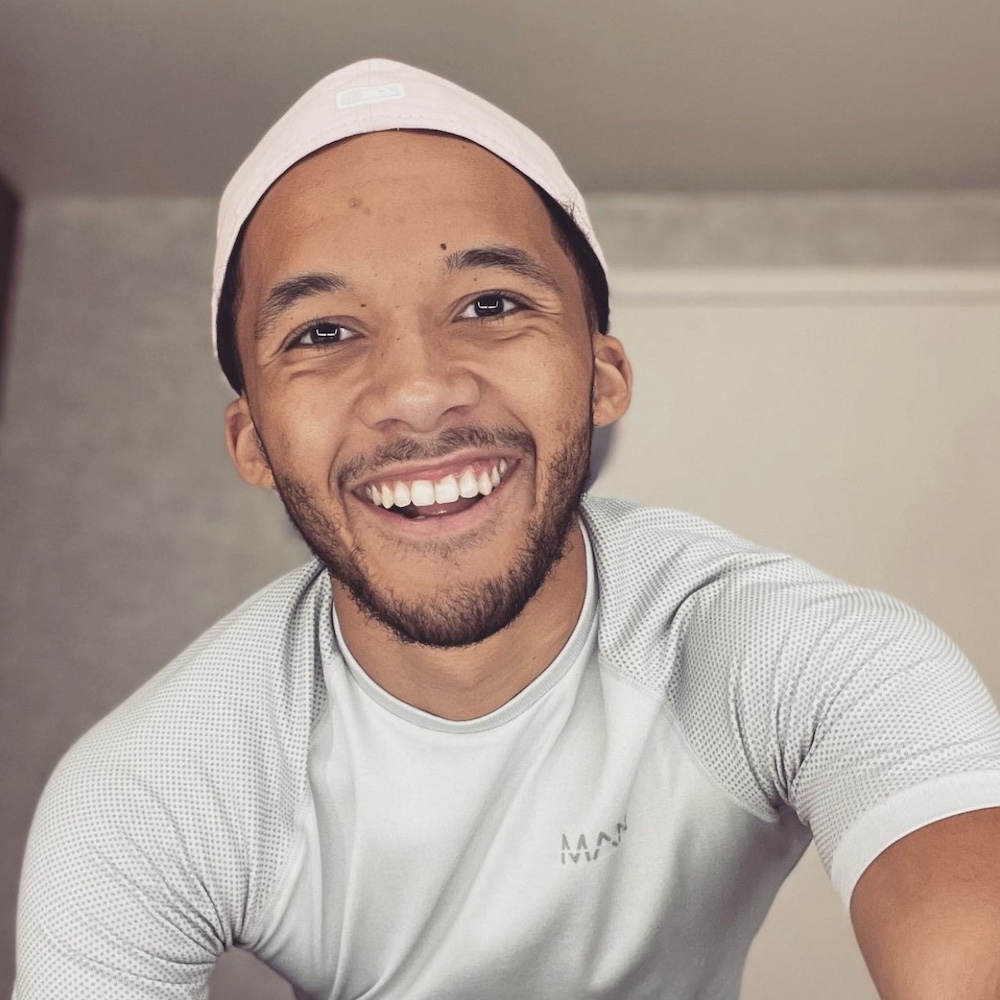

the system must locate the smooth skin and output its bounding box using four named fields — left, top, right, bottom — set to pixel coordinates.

left=851, top=807, right=1000, bottom=999
left=224, top=128, right=1000, bottom=998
